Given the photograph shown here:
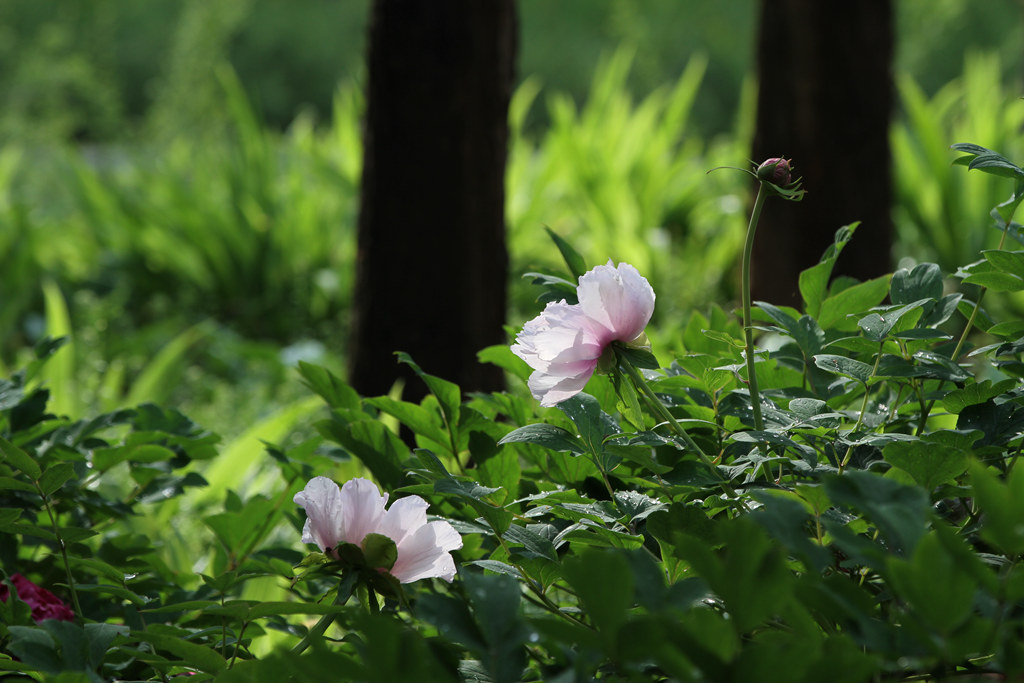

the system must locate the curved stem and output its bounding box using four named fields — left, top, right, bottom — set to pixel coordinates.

left=617, top=355, right=745, bottom=504
left=839, top=342, right=883, bottom=472
left=291, top=574, right=357, bottom=654
left=36, top=484, right=82, bottom=619
left=742, top=184, right=769, bottom=431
